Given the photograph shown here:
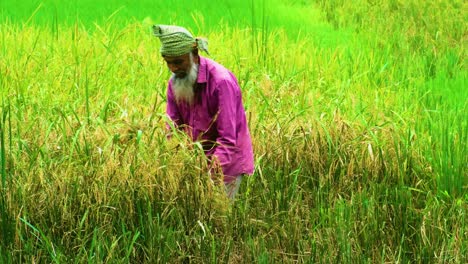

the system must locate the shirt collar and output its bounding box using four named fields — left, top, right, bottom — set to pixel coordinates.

left=196, top=56, right=208, bottom=84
